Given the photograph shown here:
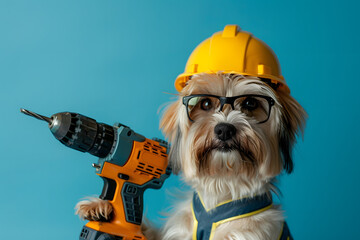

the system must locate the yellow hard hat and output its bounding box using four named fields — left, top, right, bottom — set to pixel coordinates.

left=175, top=25, right=290, bottom=93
